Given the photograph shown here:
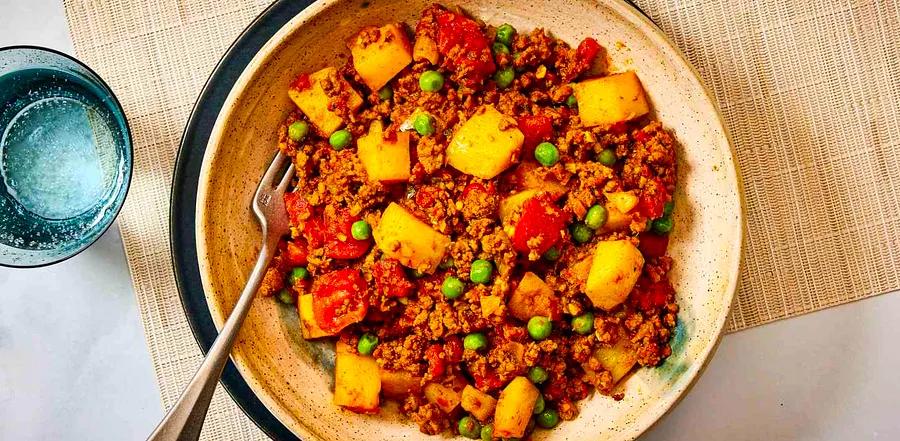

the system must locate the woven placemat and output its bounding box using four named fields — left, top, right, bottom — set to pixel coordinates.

left=63, top=0, right=900, bottom=439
